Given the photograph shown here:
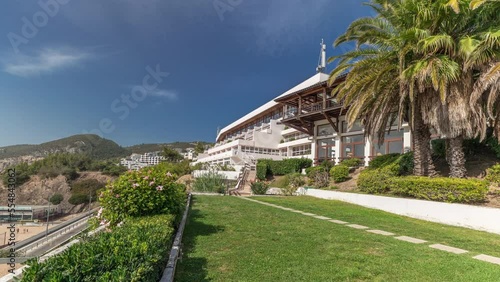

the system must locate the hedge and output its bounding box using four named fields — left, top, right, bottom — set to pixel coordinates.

left=340, top=158, right=362, bottom=167
left=21, top=214, right=175, bottom=281
left=250, top=181, right=269, bottom=195
left=389, top=177, right=488, bottom=203
left=256, top=158, right=312, bottom=179
left=486, top=164, right=500, bottom=185
left=330, top=165, right=349, bottom=183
